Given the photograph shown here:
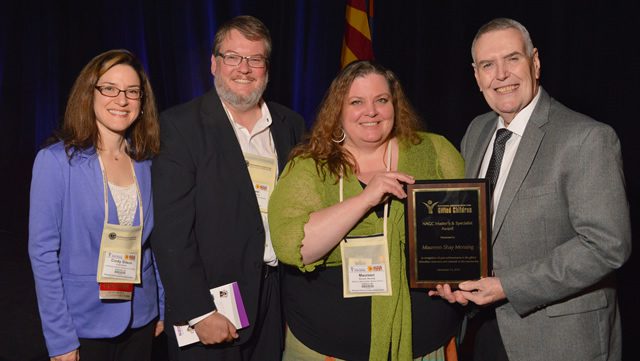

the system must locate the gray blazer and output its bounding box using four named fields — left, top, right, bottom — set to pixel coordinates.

left=460, top=88, right=631, bottom=361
